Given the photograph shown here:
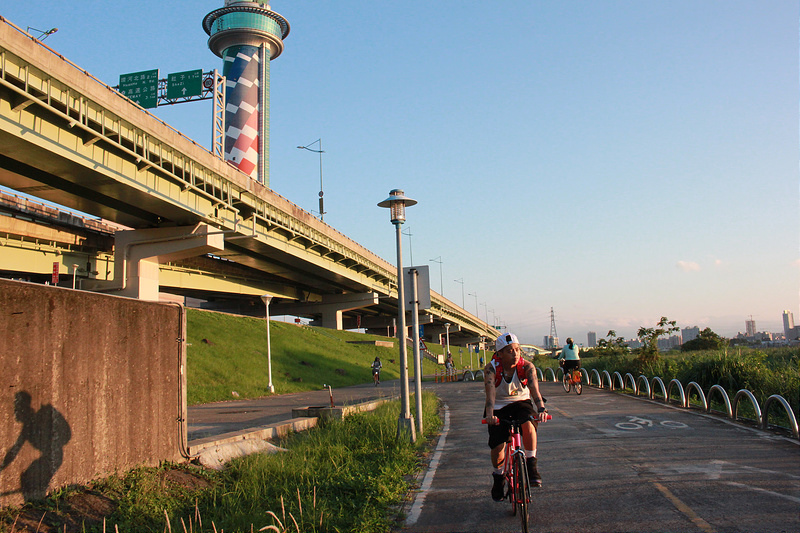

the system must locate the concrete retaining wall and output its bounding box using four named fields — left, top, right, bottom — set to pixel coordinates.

left=0, top=279, right=186, bottom=507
